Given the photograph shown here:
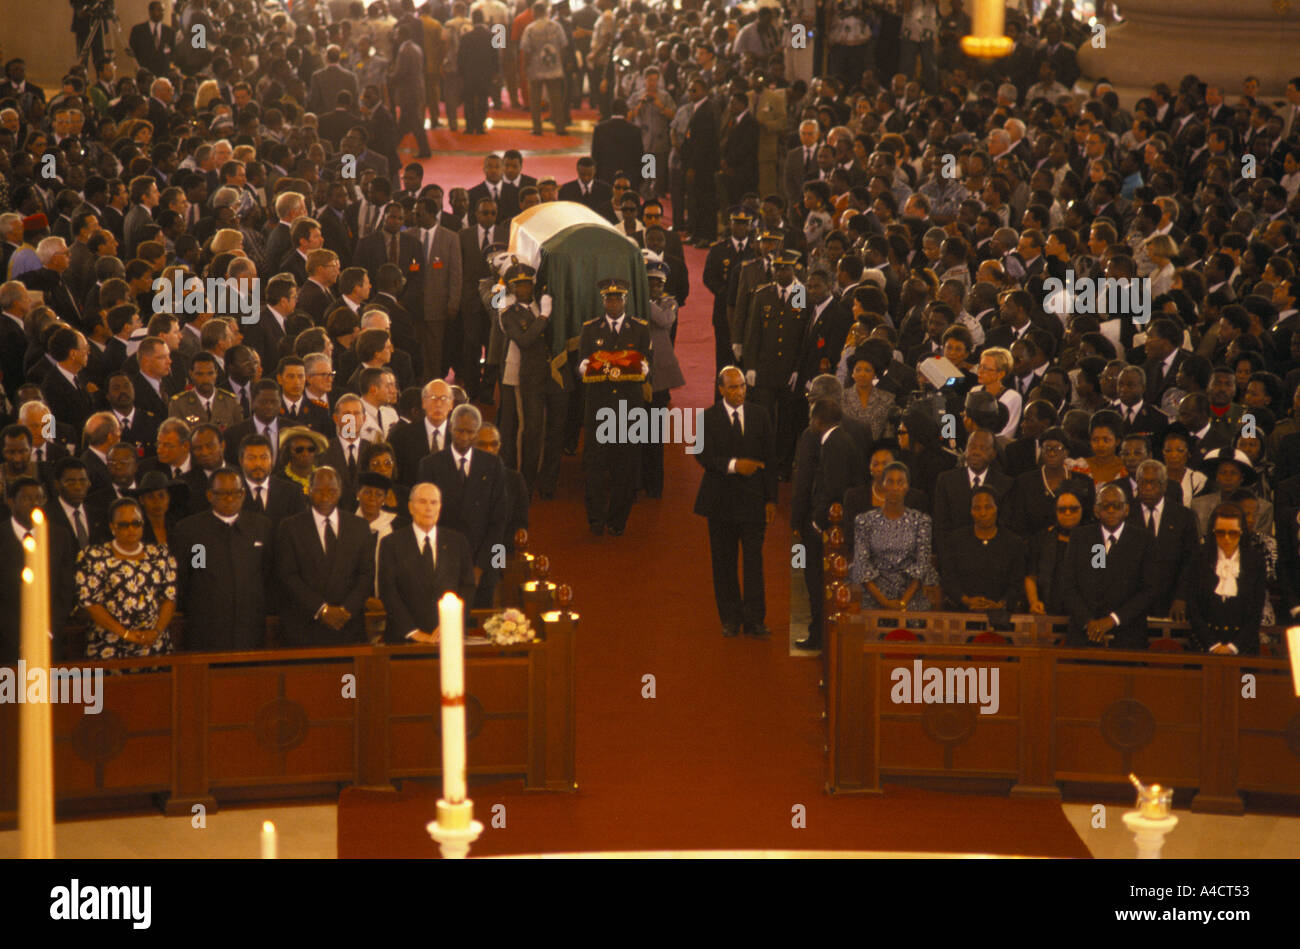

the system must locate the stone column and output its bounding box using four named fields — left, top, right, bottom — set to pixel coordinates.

left=1077, top=0, right=1300, bottom=98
